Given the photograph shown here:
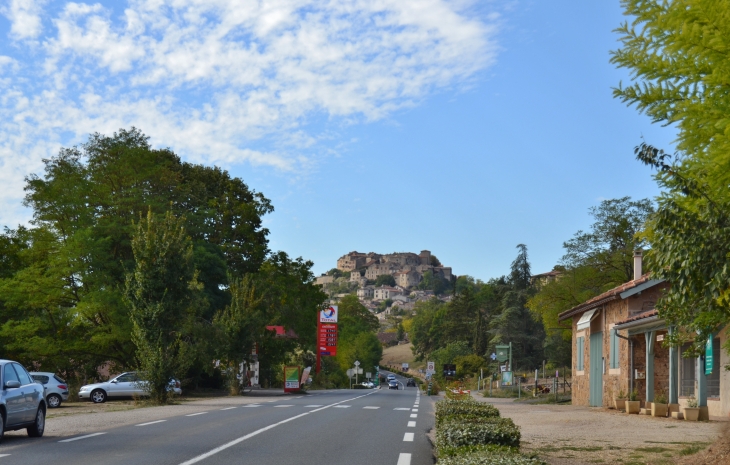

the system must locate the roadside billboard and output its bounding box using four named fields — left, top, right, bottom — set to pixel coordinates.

left=284, top=366, right=300, bottom=392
